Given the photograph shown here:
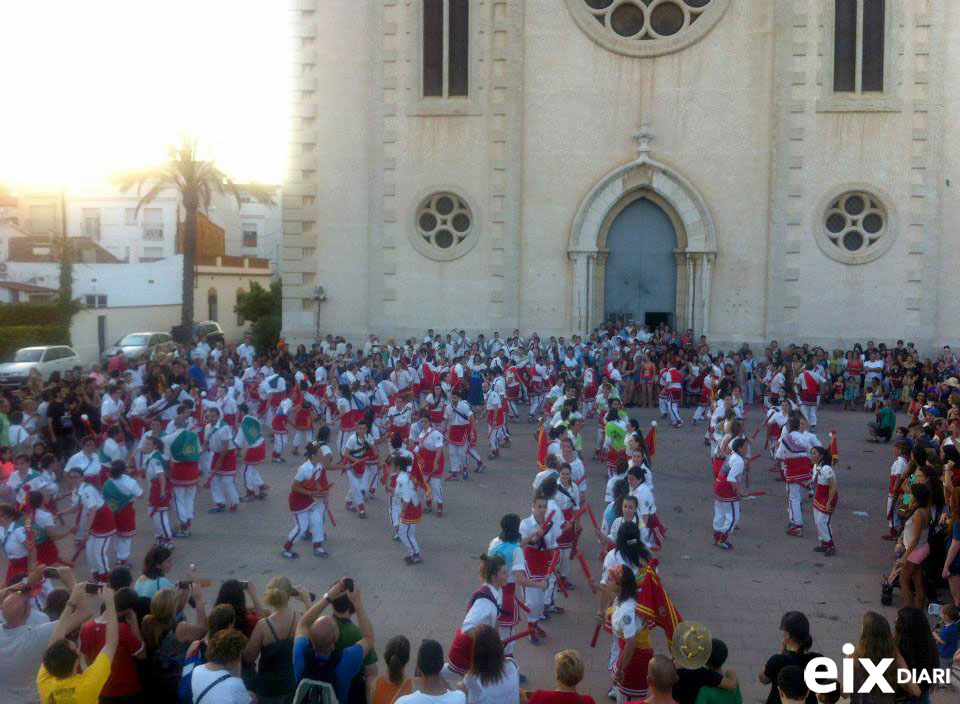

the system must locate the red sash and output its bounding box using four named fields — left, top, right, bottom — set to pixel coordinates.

left=288, top=489, right=316, bottom=512
left=243, top=444, right=266, bottom=465
left=557, top=507, right=576, bottom=548
left=497, top=582, right=520, bottom=628
left=711, top=457, right=725, bottom=478
left=522, top=545, right=560, bottom=580
left=783, top=457, right=812, bottom=484
left=389, top=424, right=410, bottom=440
left=447, top=629, right=473, bottom=675
left=90, top=505, right=117, bottom=536
left=293, top=408, right=312, bottom=430
left=448, top=424, right=468, bottom=445
left=170, top=461, right=200, bottom=487
left=213, top=450, right=238, bottom=475
left=401, top=501, right=422, bottom=524
left=130, top=417, right=146, bottom=439
left=800, top=371, right=820, bottom=404
left=340, top=408, right=362, bottom=431
left=714, top=463, right=737, bottom=501
left=114, top=504, right=136, bottom=536
left=148, top=478, right=169, bottom=509
left=271, top=414, right=288, bottom=433
left=417, top=448, right=444, bottom=478
left=813, top=484, right=838, bottom=514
